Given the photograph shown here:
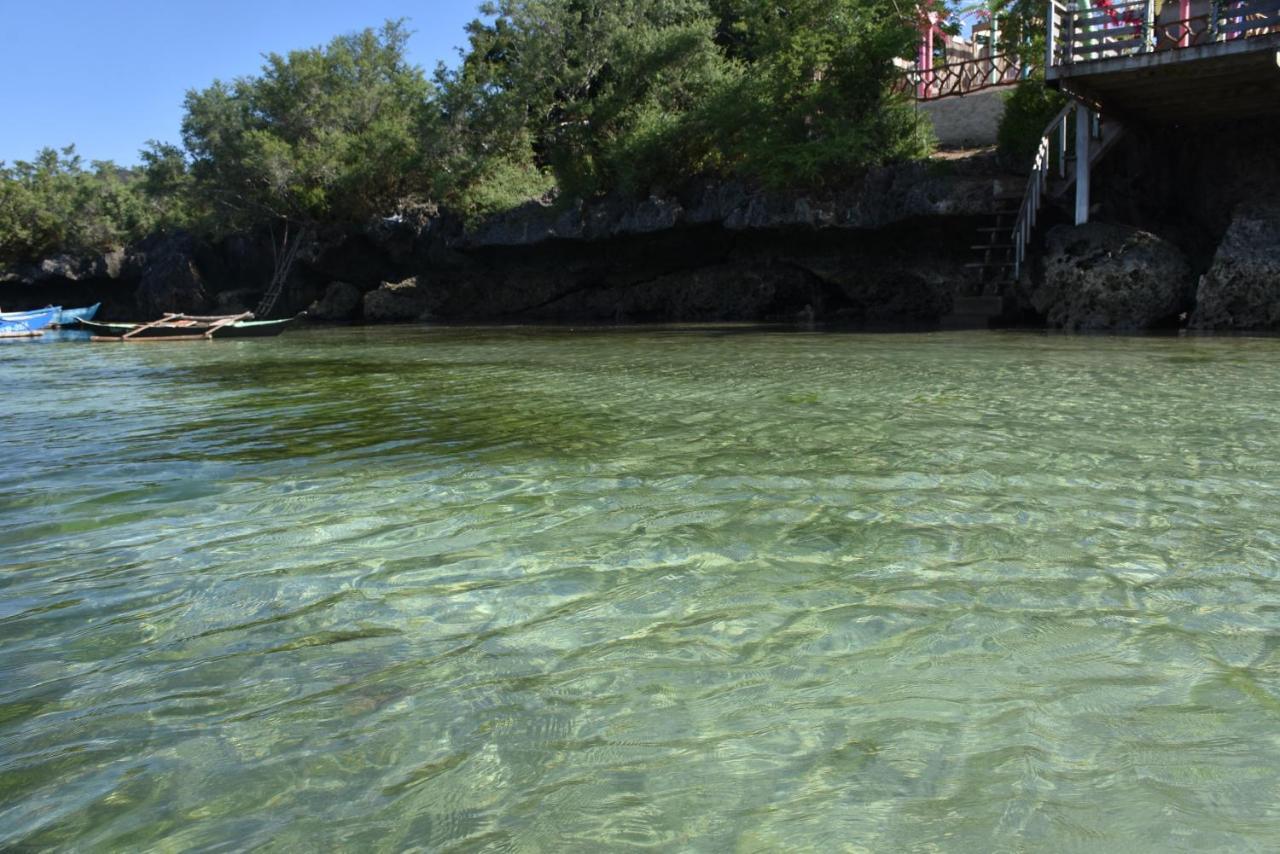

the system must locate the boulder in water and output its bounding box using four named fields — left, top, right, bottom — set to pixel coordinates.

left=1191, top=203, right=1280, bottom=330
left=309, top=280, right=363, bottom=321
left=1033, top=223, right=1192, bottom=331
left=362, top=276, right=435, bottom=322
